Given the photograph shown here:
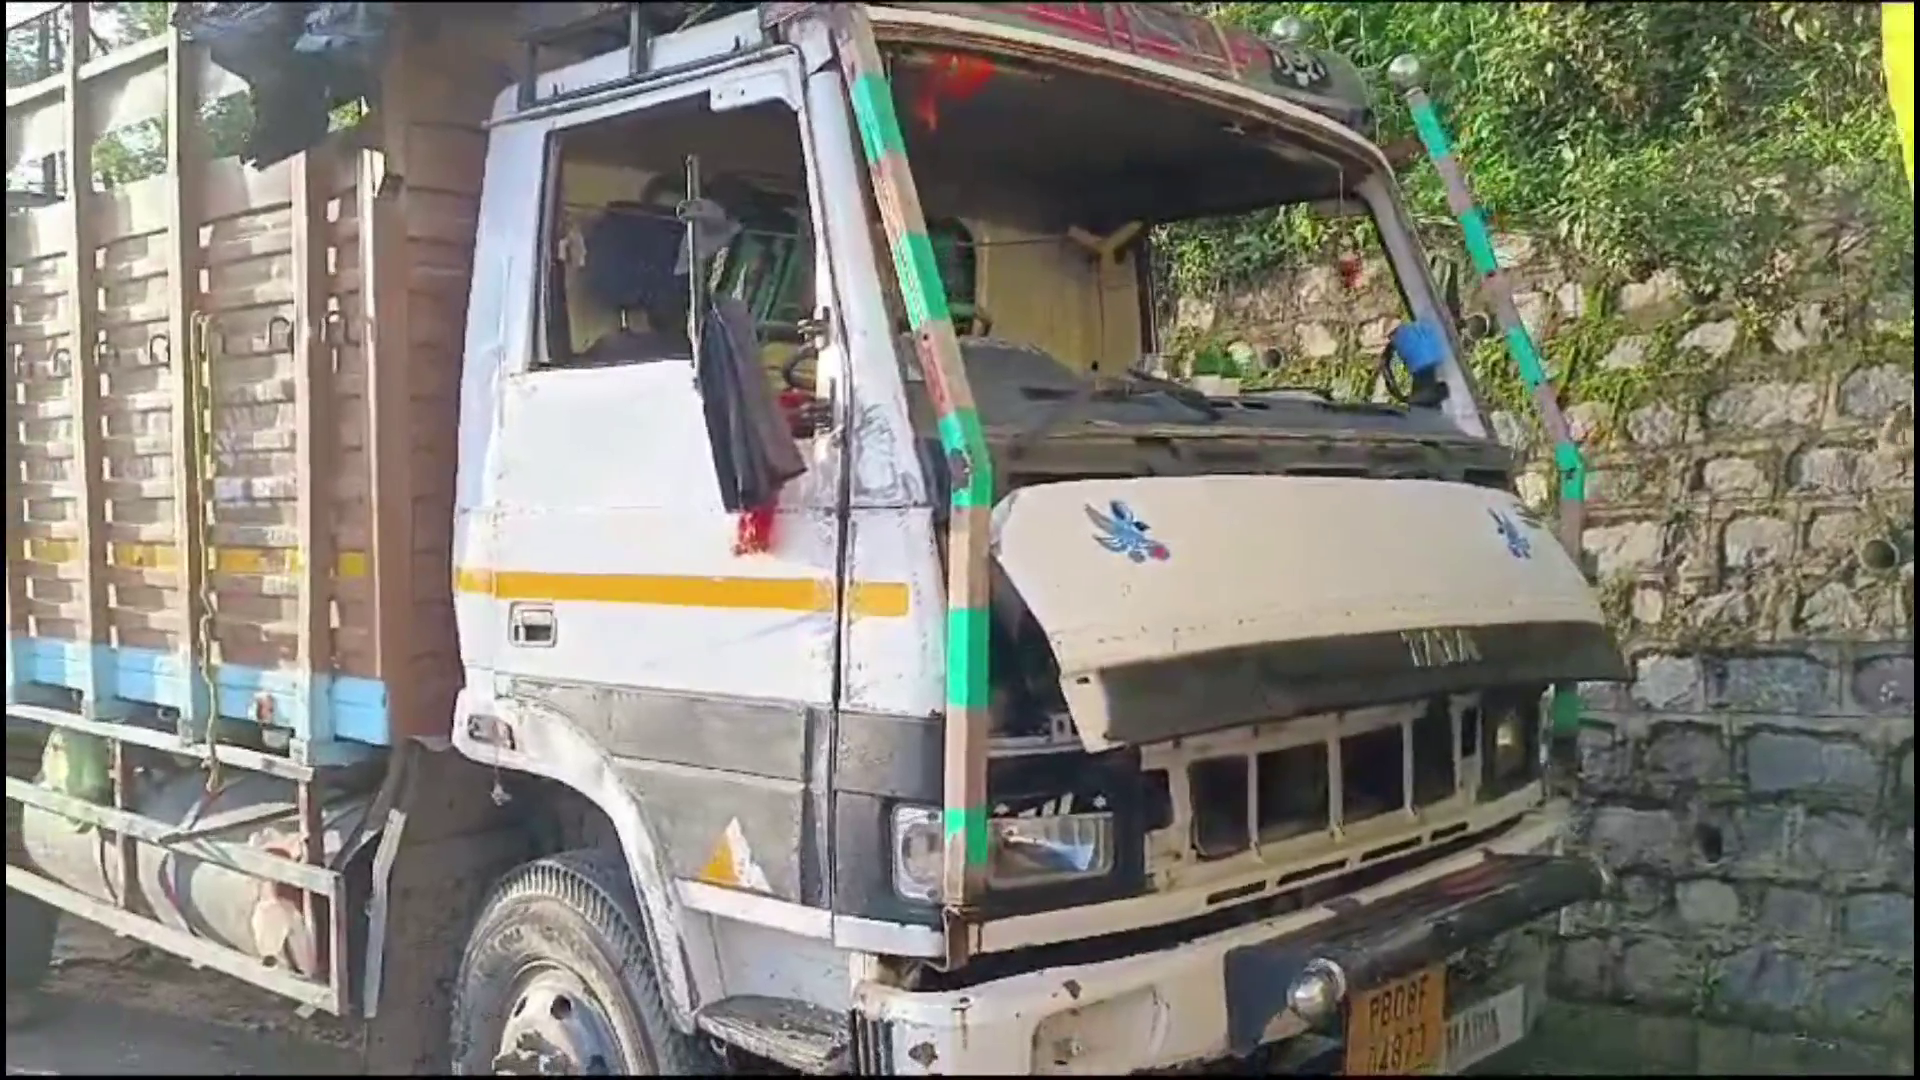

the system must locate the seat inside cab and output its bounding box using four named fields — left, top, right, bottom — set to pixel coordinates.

left=543, top=96, right=819, bottom=386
